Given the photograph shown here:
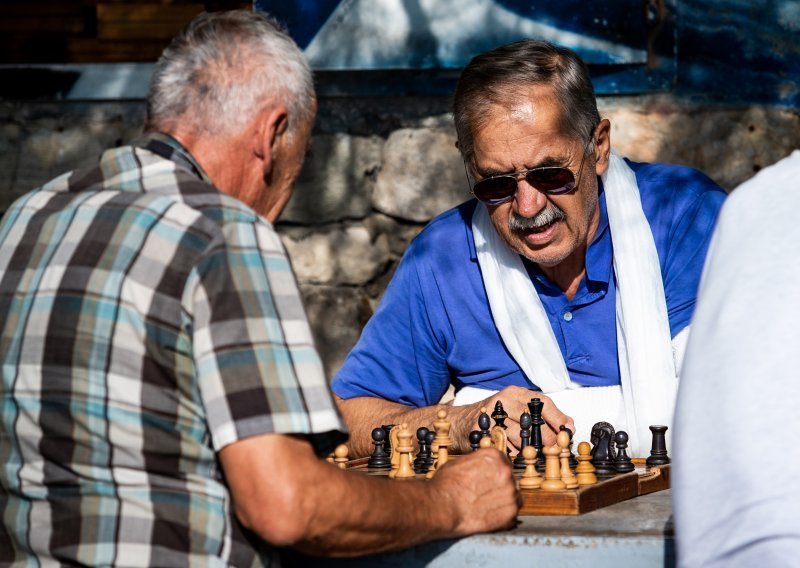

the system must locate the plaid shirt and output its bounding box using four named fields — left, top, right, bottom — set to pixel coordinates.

left=0, top=132, right=346, bottom=567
